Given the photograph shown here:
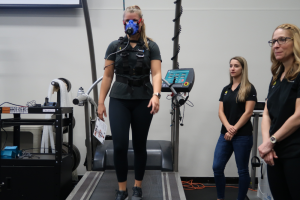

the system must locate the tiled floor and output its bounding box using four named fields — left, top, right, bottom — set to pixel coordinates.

left=247, top=190, right=261, bottom=200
